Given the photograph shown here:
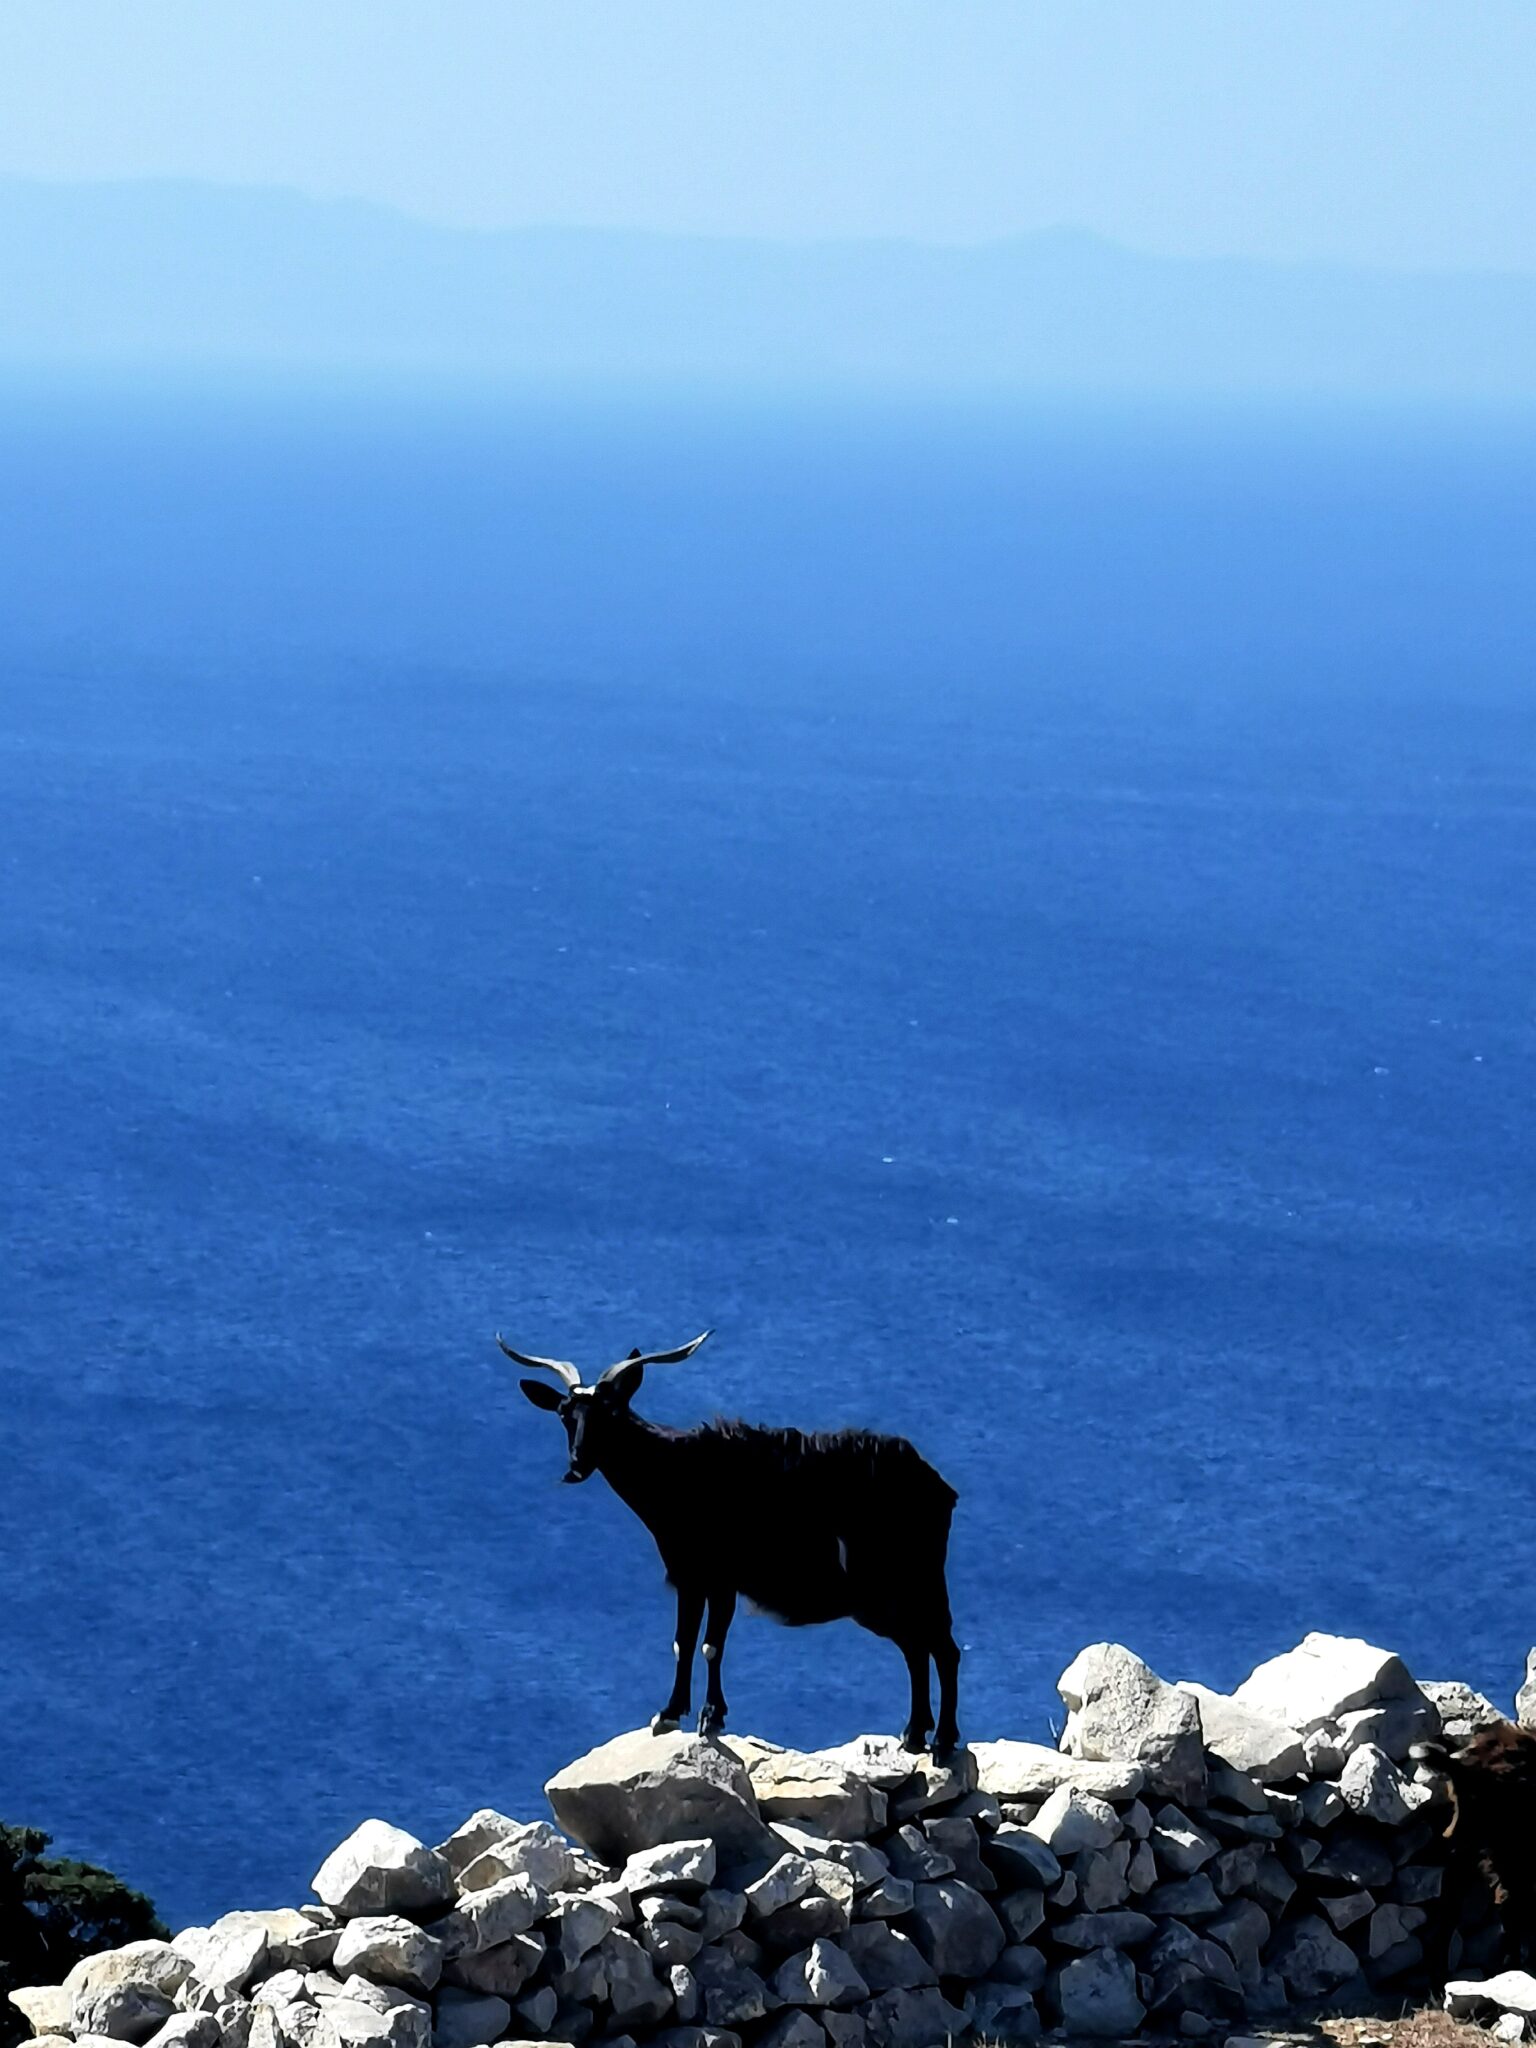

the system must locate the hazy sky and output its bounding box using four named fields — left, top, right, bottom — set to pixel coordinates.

left=2, top=1, right=1533, bottom=270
